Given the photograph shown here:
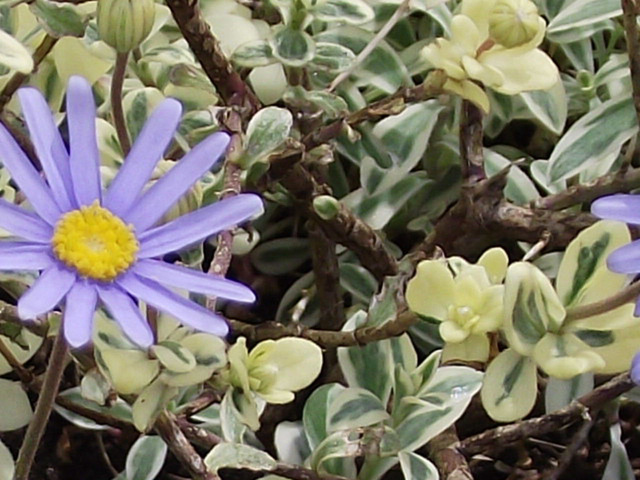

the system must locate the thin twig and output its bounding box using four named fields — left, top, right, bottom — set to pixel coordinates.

left=229, top=308, right=418, bottom=347
left=541, top=412, right=595, bottom=480
left=427, top=425, right=474, bottom=480
left=96, top=432, right=120, bottom=477
left=0, top=35, right=58, bottom=111
left=14, top=333, right=69, bottom=480
left=155, top=411, right=220, bottom=480
left=111, top=51, right=131, bottom=155
left=460, top=100, right=485, bottom=183
left=565, top=279, right=640, bottom=321
left=328, top=0, right=411, bottom=92
left=457, top=373, right=634, bottom=457
left=0, top=336, right=33, bottom=384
